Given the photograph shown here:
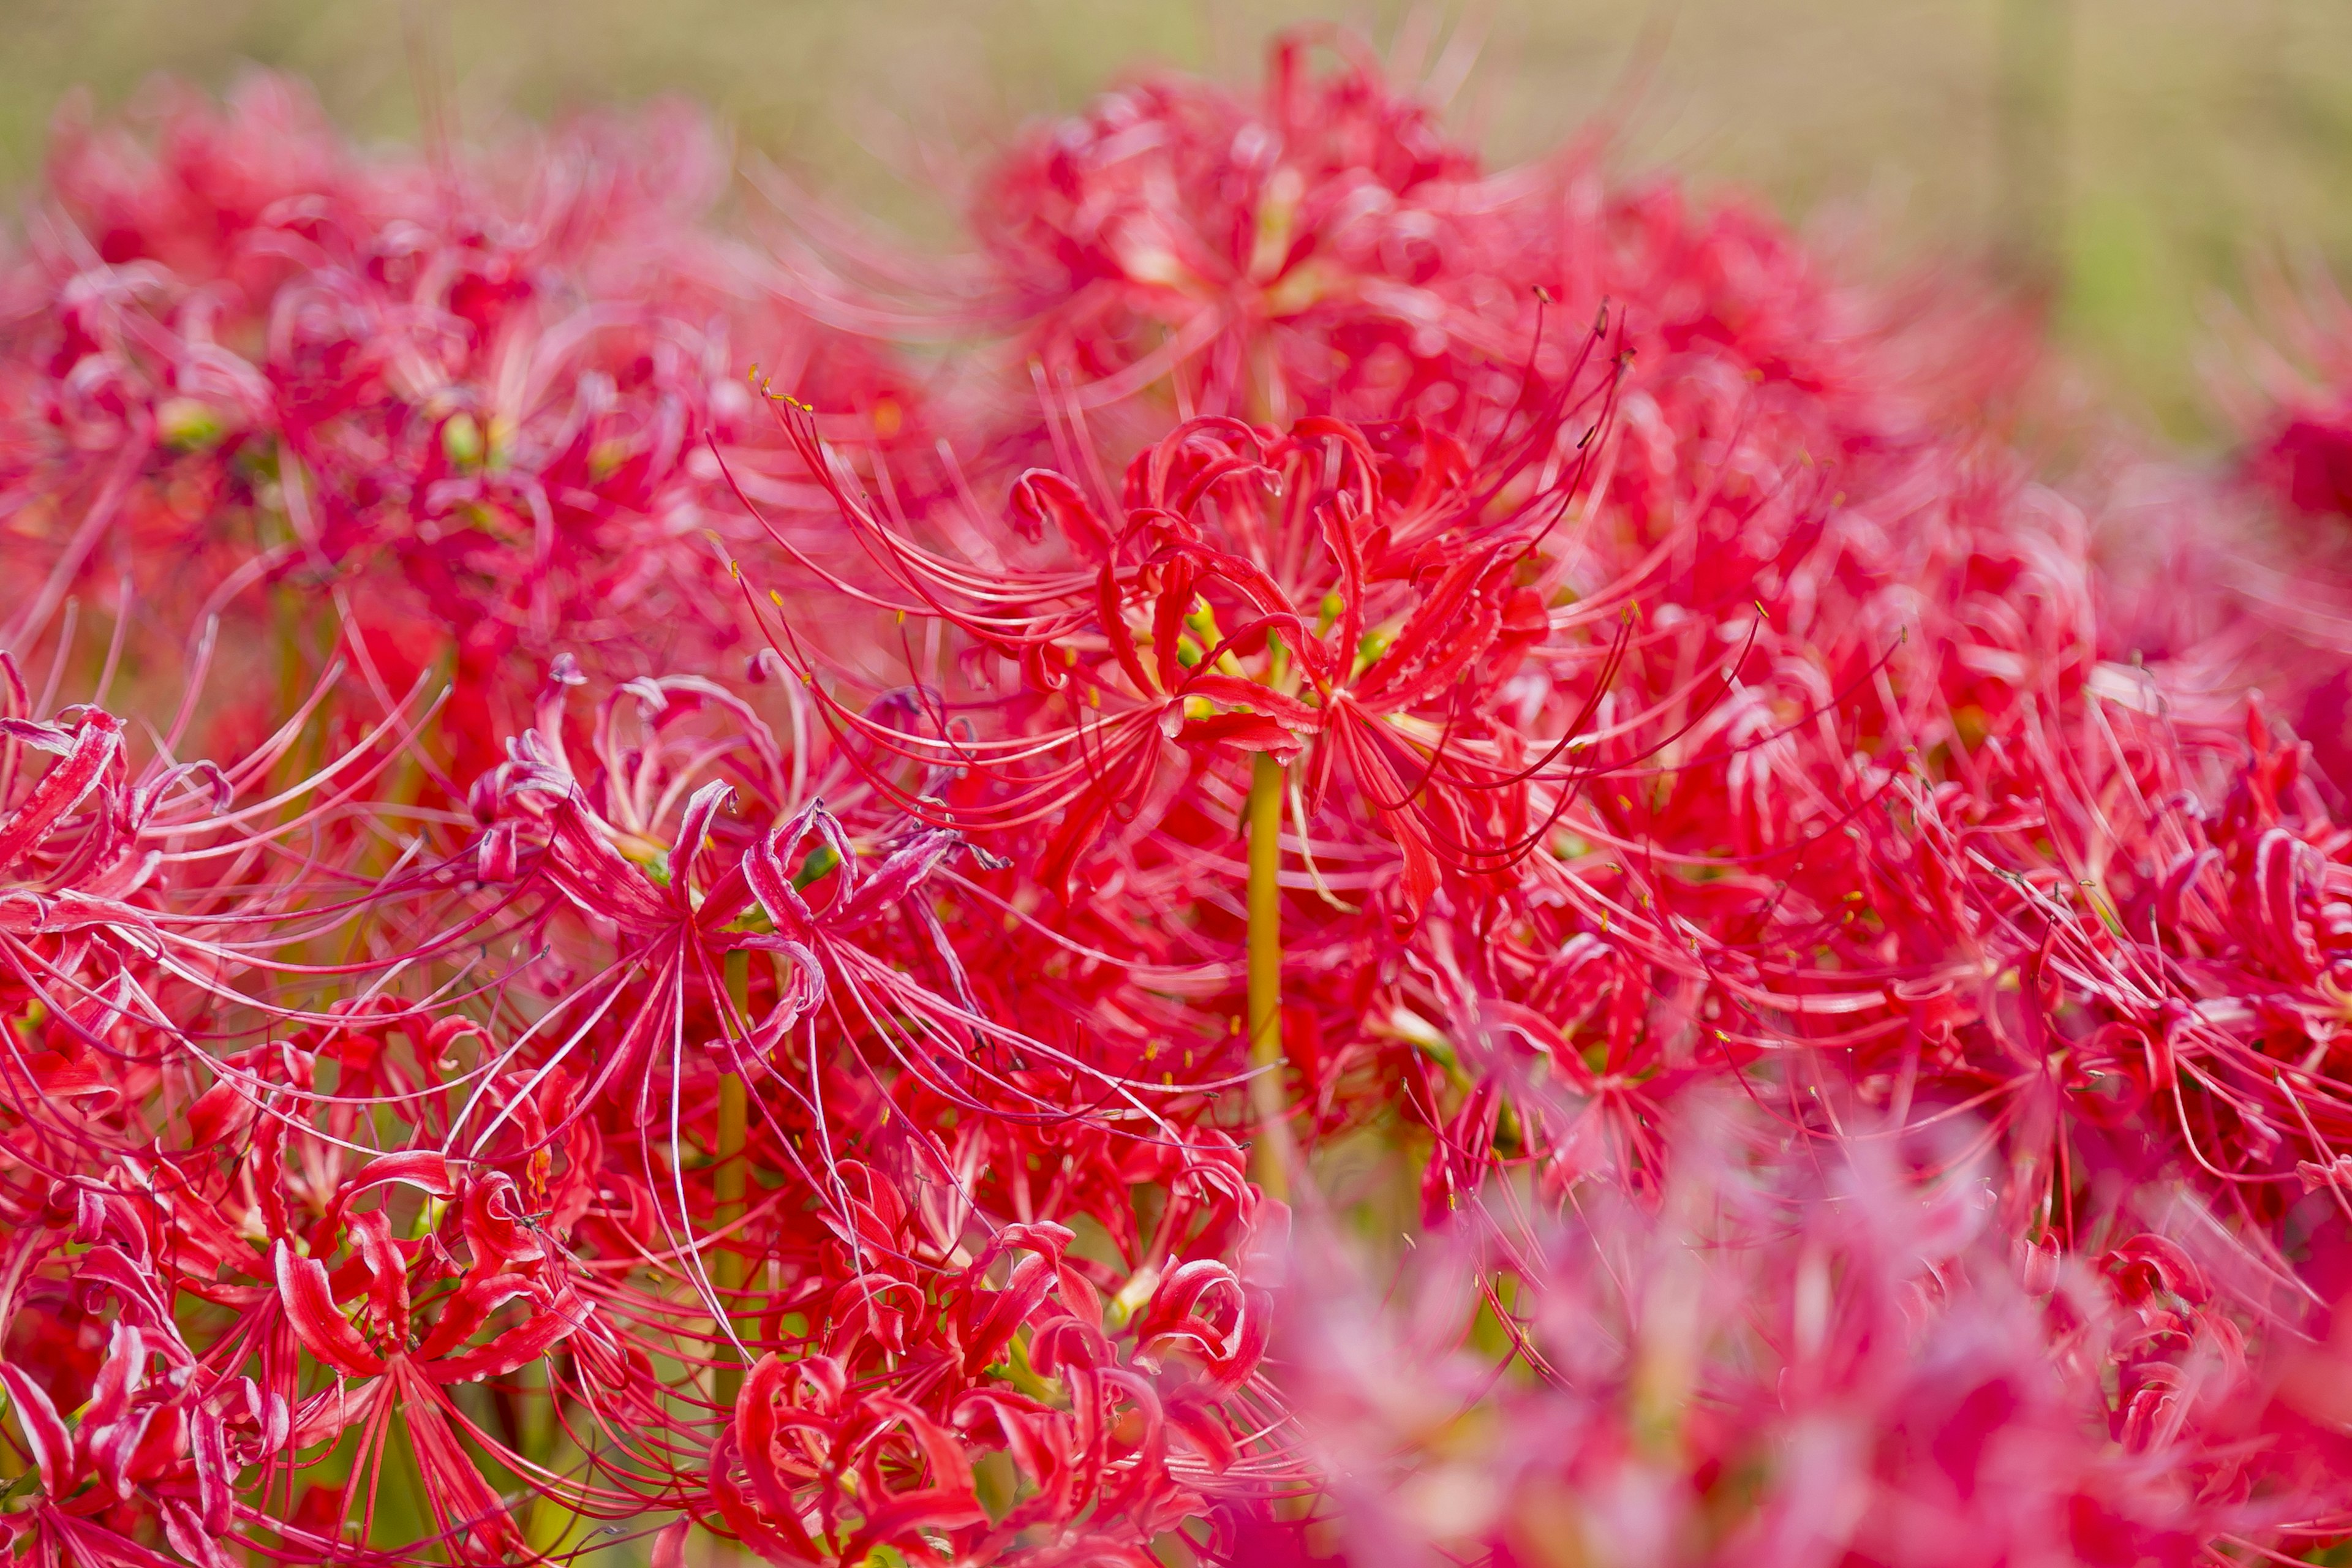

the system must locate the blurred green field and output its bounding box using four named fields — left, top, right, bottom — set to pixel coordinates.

left=2, top=0, right=2350, bottom=441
